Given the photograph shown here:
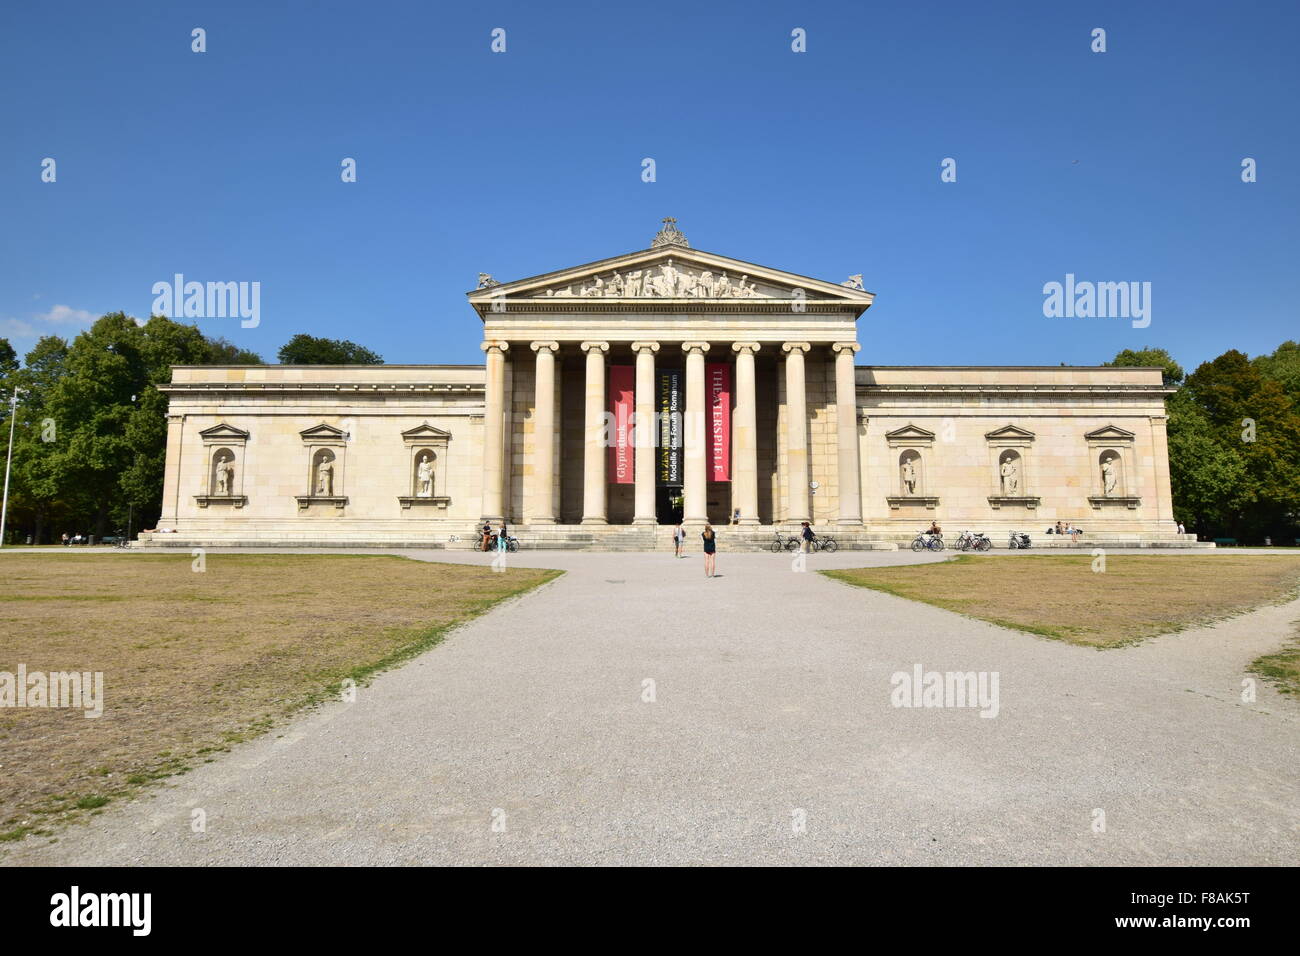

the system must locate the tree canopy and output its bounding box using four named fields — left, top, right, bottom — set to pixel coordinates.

left=0, top=315, right=267, bottom=542
left=276, top=334, right=384, bottom=365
